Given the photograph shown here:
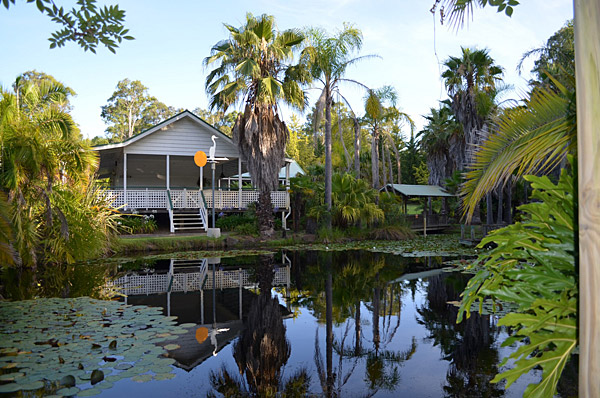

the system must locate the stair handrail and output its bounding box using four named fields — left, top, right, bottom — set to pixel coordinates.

left=167, top=190, right=174, bottom=233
